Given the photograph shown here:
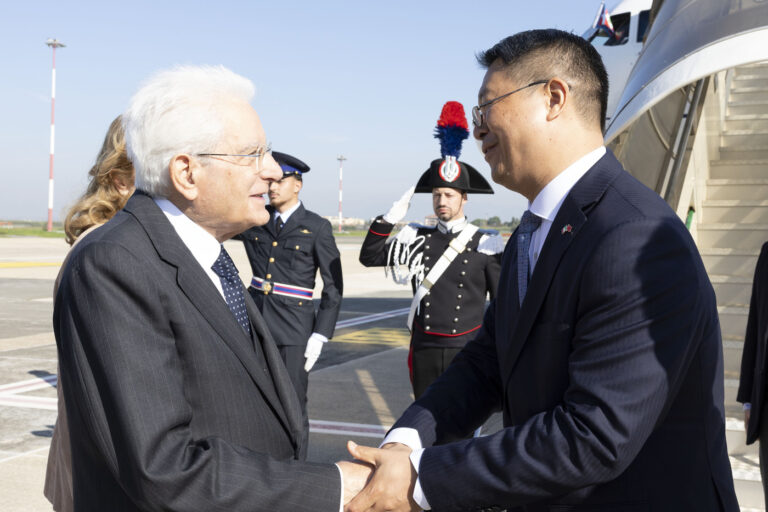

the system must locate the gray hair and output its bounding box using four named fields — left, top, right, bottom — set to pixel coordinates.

left=122, top=65, right=256, bottom=197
